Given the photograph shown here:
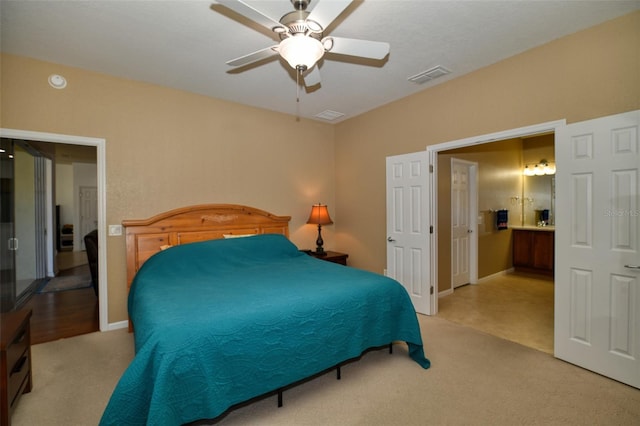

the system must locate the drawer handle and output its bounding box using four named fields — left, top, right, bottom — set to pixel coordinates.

left=11, top=355, right=28, bottom=375
left=14, top=330, right=26, bottom=345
